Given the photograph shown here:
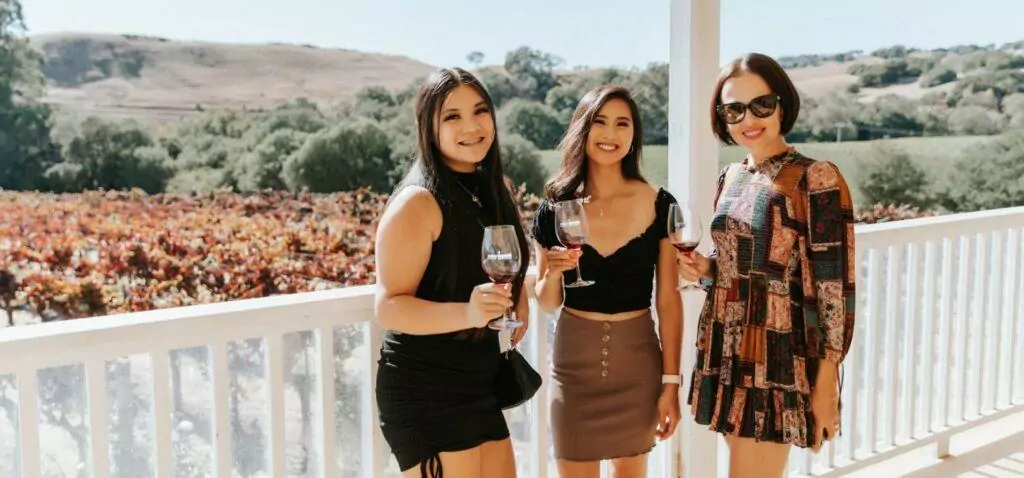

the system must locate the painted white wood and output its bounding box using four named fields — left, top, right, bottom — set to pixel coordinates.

left=939, top=237, right=955, bottom=430
left=903, top=243, right=920, bottom=441
left=367, top=322, right=389, bottom=477
left=87, top=359, right=111, bottom=478
left=955, top=237, right=971, bottom=424
left=266, top=334, right=287, bottom=478
left=1, top=207, right=1023, bottom=478
left=0, top=286, right=375, bottom=375
left=536, top=309, right=552, bottom=478
left=867, top=248, right=883, bottom=453
left=151, top=351, right=174, bottom=478
left=18, top=370, right=40, bottom=478
left=317, top=327, right=338, bottom=478
left=667, top=0, right=721, bottom=476
left=884, top=246, right=901, bottom=448
left=210, top=341, right=232, bottom=478
left=920, top=240, right=937, bottom=435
